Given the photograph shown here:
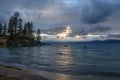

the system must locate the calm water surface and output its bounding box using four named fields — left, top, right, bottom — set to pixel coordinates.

left=0, top=43, right=120, bottom=79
